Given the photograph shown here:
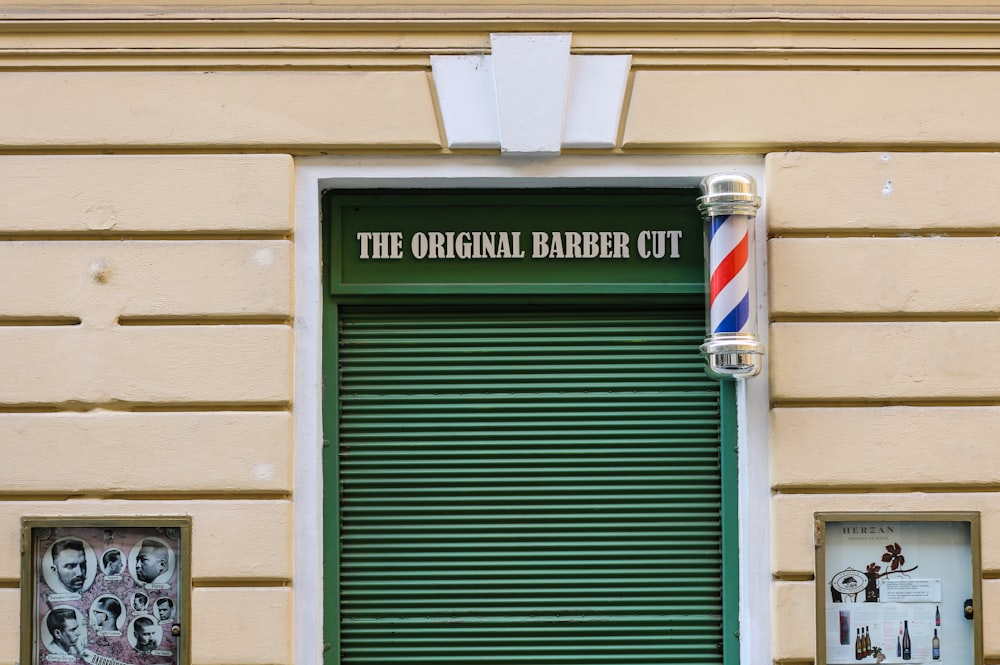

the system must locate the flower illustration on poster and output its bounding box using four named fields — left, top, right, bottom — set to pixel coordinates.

left=829, top=541, right=918, bottom=605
